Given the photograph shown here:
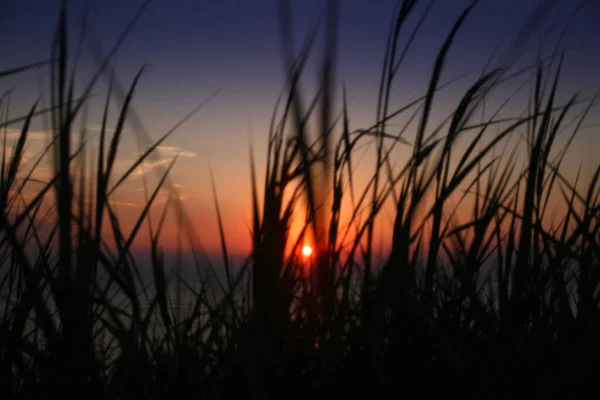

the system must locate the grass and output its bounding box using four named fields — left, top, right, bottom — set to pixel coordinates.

left=1, top=0, right=600, bottom=398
